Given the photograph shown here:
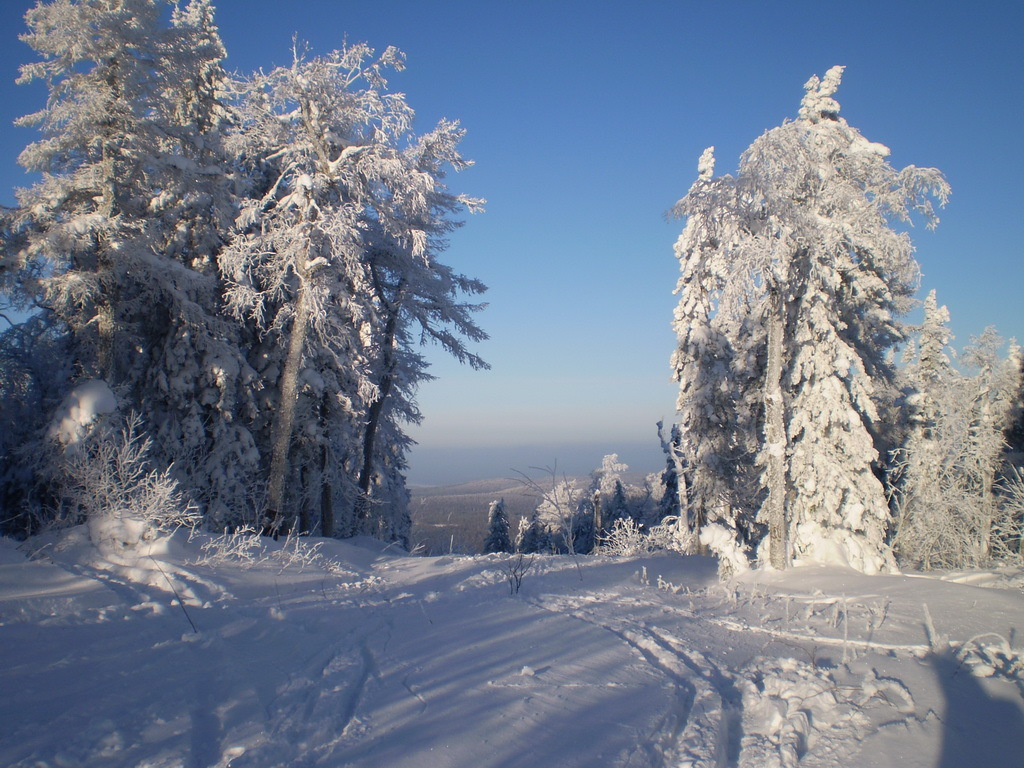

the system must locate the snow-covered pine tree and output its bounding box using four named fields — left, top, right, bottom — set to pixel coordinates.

left=12, top=0, right=258, bottom=527
left=1004, top=355, right=1024, bottom=468
left=517, top=507, right=548, bottom=555
left=588, top=454, right=629, bottom=534
left=670, top=67, right=949, bottom=573
left=655, top=421, right=686, bottom=525
left=958, top=330, right=1021, bottom=562
left=221, top=44, right=397, bottom=536
left=221, top=43, right=485, bottom=543
left=669, top=148, right=765, bottom=545
left=483, top=498, right=511, bottom=554
left=889, top=290, right=957, bottom=566
left=135, top=1, right=260, bottom=527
